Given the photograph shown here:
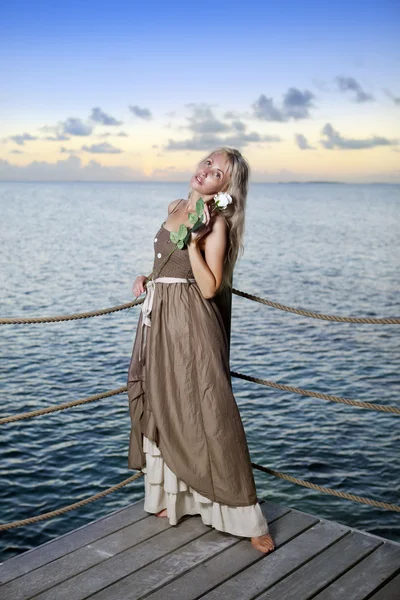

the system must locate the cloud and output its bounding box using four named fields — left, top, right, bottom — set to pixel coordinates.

left=9, top=133, right=38, bottom=146
left=253, top=87, right=315, bottom=122
left=97, top=131, right=129, bottom=138
left=81, top=142, right=123, bottom=154
left=383, top=89, right=400, bottom=105
left=43, top=133, right=70, bottom=141
left=0, top=156, right=143, bottom=181
left=166, top=131, right=280, bottom=151
left=129, top=105, right=153, bottom=120
left=335, top=76, right=374, bottom=102
left=60, top=146, right=79, bottom=154
left=185, top=103, right=231, bottom=134
left=89, top=107, right=123, bottom=126
left=61, top=117, right=93, bottom=136
left=295, top=134, right=315, bottom=150
left=320, top=123, right=395, bottom=149
left=165, top=103, right=281, bottom=151
left=252, top=95, right=285, bottom=121
left=283, top=88, right=315, bottom=119
left=223, top=110, right=242, bottom=119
